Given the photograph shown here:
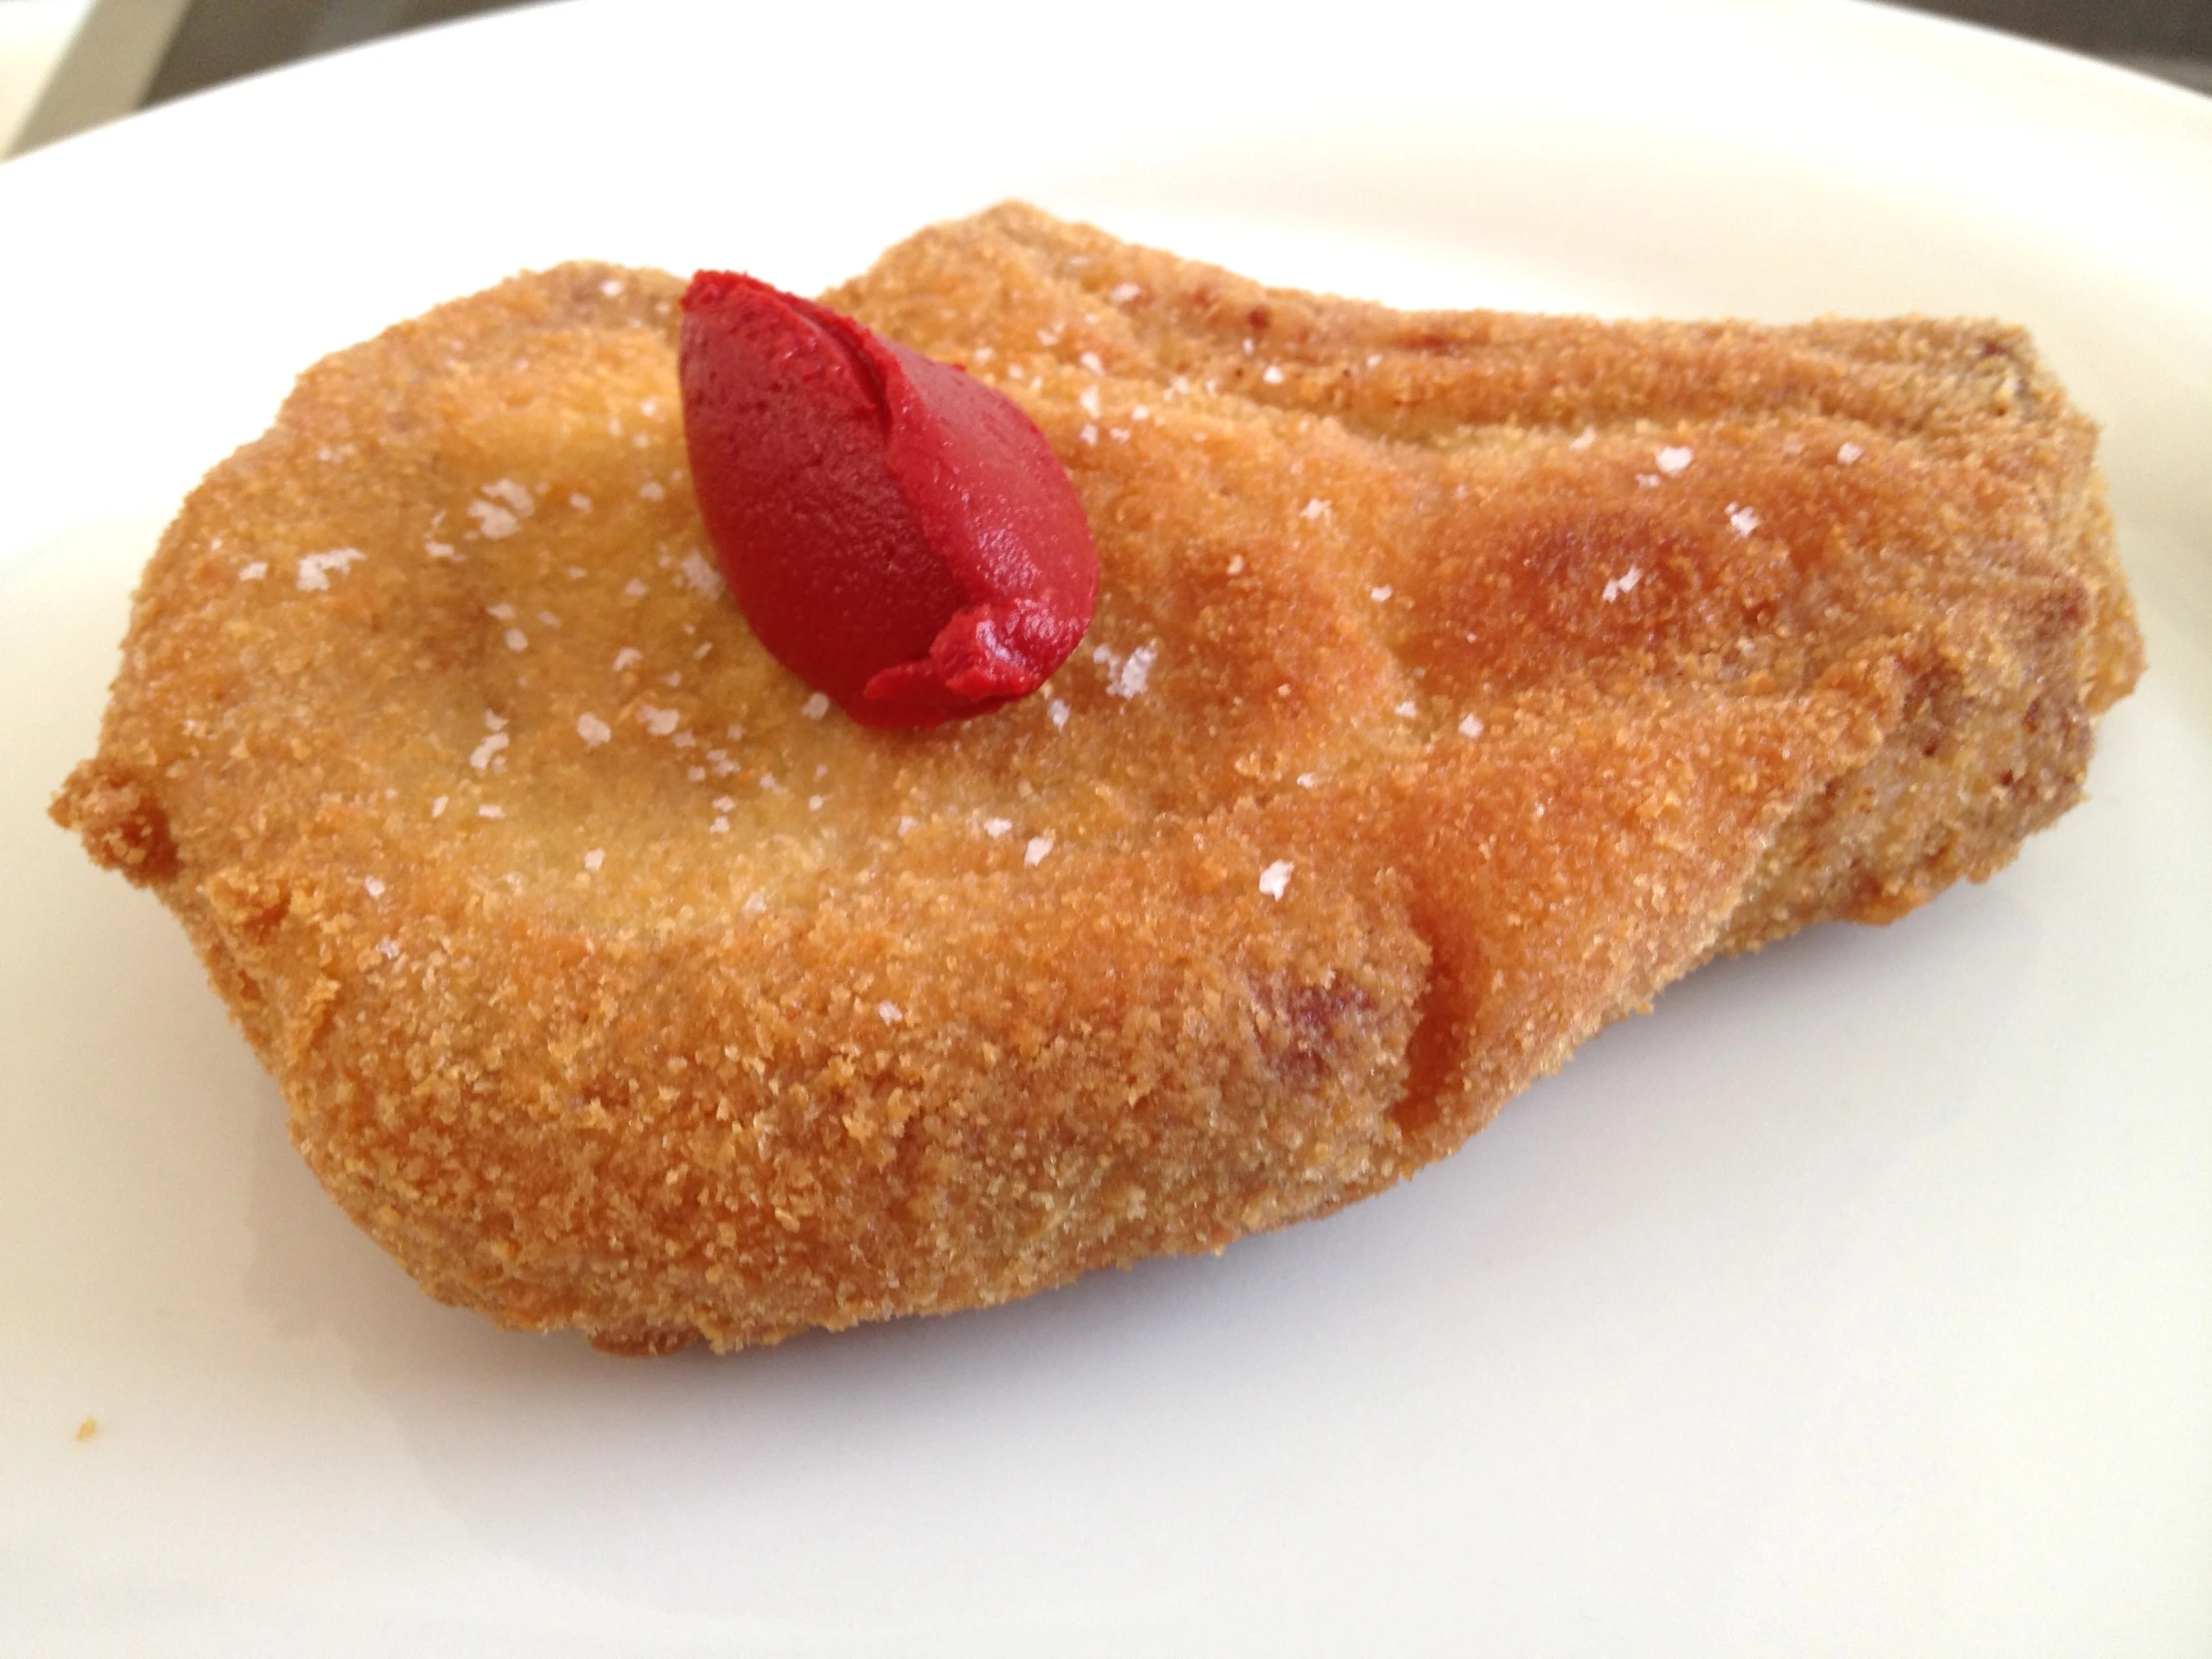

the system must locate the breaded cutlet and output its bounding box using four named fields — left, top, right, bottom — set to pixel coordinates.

left=54, top=204, right=2140, bottom=1353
